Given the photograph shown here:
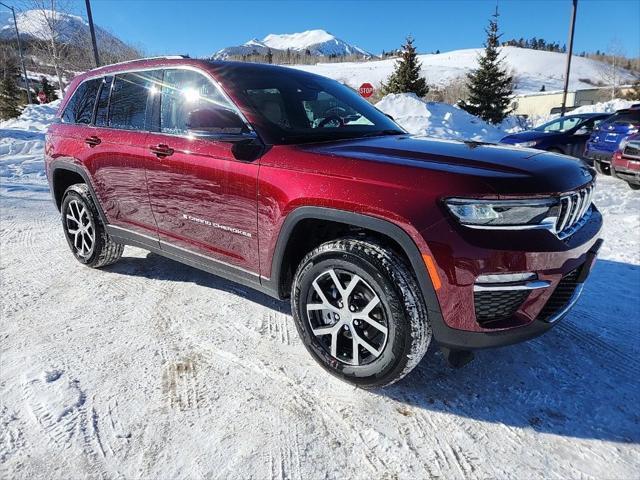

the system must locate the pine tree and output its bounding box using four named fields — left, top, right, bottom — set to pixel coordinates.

left=266, top=48, right=273, bottom=64
left=458, top=7, right=513, bottom=124
left=0, top=57, right=22, bottom=120
left=40, top=76, right=58, bottom=103
left=380, top=36, right=429, bottom=97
